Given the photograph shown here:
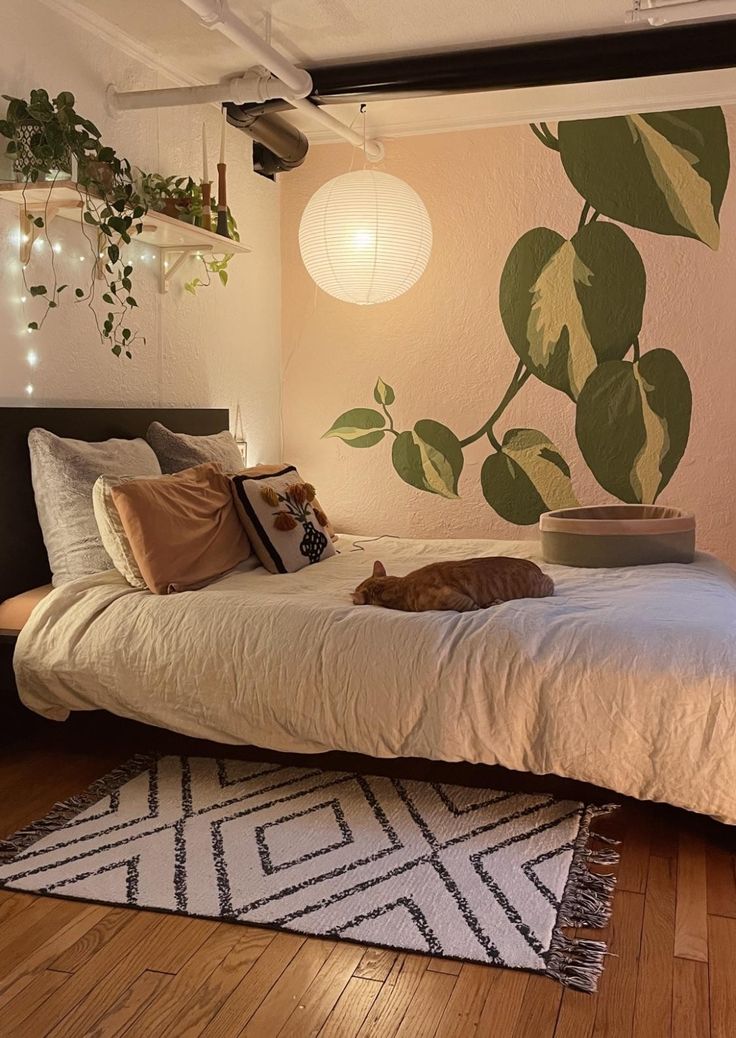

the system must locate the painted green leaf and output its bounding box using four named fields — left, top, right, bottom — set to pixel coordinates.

left=323, top=408, right=385, bottom=448
left=575, top=348, right=691, bottom=503
left=374, top=377, right=396, bottom=406
left=391, top=420, right=463, bottom=498
left=499, top=222, right=645, bottom=400
left=558, top=108, right=730, bottom=248
left=480, top=428, right=578, bottom=525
